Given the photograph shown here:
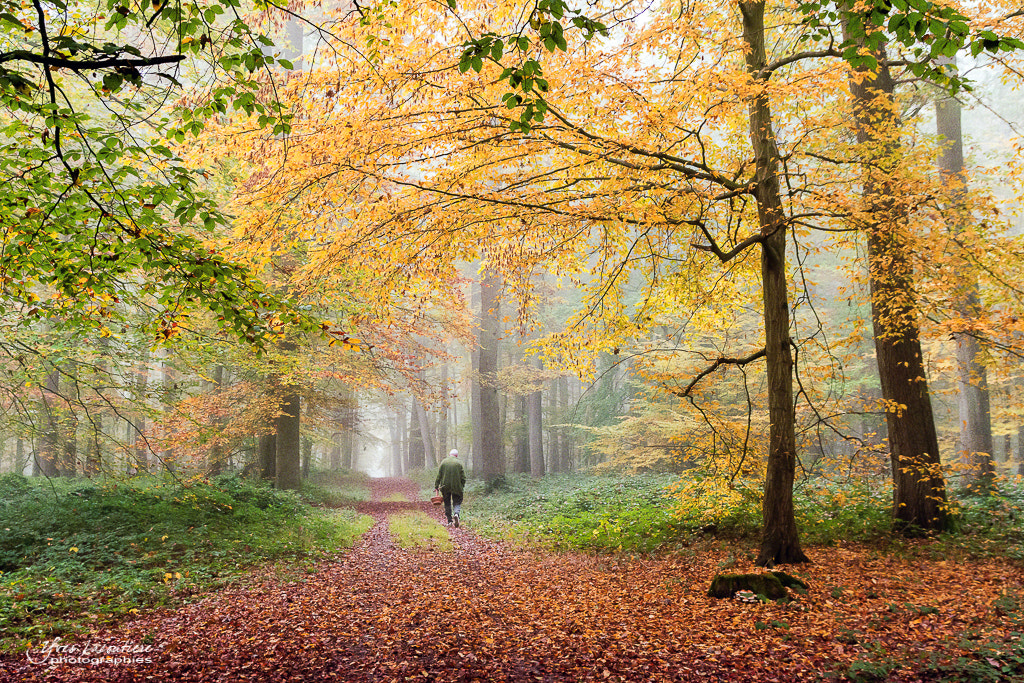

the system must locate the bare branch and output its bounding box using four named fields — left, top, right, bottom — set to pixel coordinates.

left=668, top=348, right=767, bottom=397
left=0, top=50, right=185, bottom=71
